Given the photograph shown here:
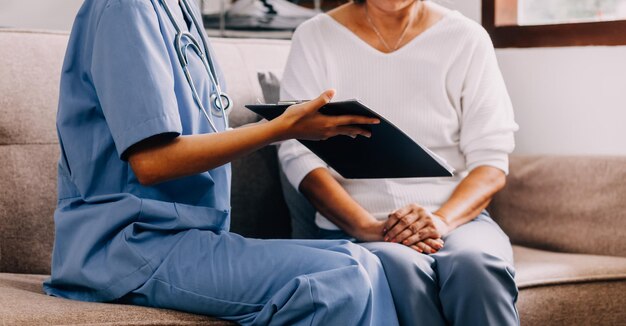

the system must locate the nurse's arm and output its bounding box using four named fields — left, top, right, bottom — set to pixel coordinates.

left=127, top=90, right=380, bottom=186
